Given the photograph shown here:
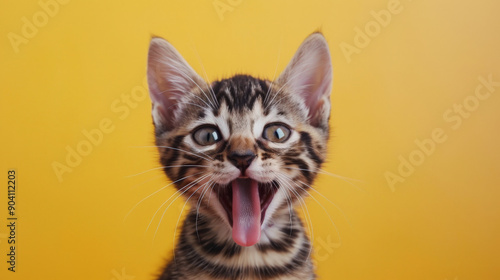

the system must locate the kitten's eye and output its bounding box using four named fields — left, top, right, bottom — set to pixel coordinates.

left=263, top=124, right=291, bottom=143
left=193, top=126, right=222, bottom=146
